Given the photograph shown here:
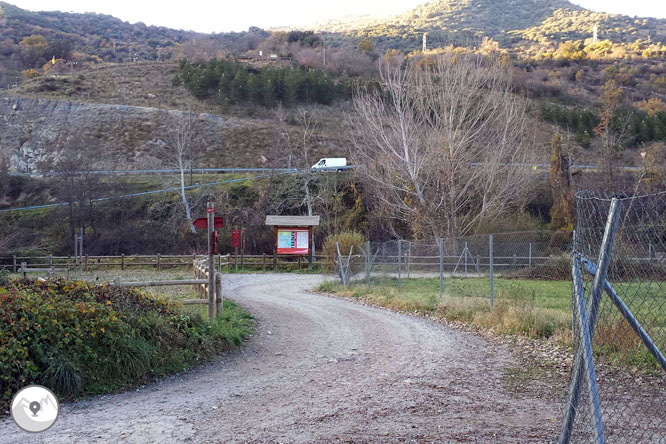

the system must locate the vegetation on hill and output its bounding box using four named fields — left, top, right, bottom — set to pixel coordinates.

left=0, top=277, right=254, bottom=412
left=174, top=59, right=355, bottom=106
left=324, top=0, right=666, bottom=53
left=0, top=1, right=268, bottom=87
